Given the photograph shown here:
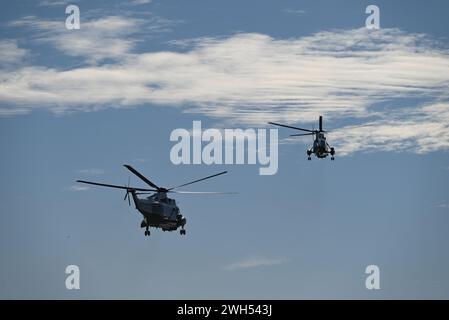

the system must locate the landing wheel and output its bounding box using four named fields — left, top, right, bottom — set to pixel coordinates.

left=331, top=156, right=335, bottom=161
left=144, top=230, right=150, bottom=236
left=180, top=229, right=186, bottom=235
left=307, top=157, right=311, bottom=161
